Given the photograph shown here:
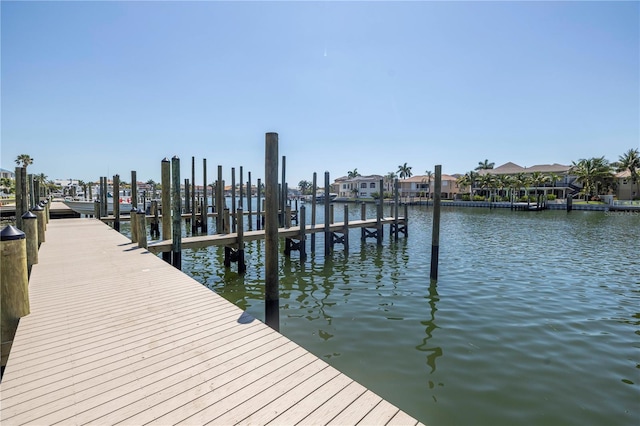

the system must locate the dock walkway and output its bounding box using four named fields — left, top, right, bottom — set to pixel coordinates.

left=0, top=219, right=422, bottom=425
